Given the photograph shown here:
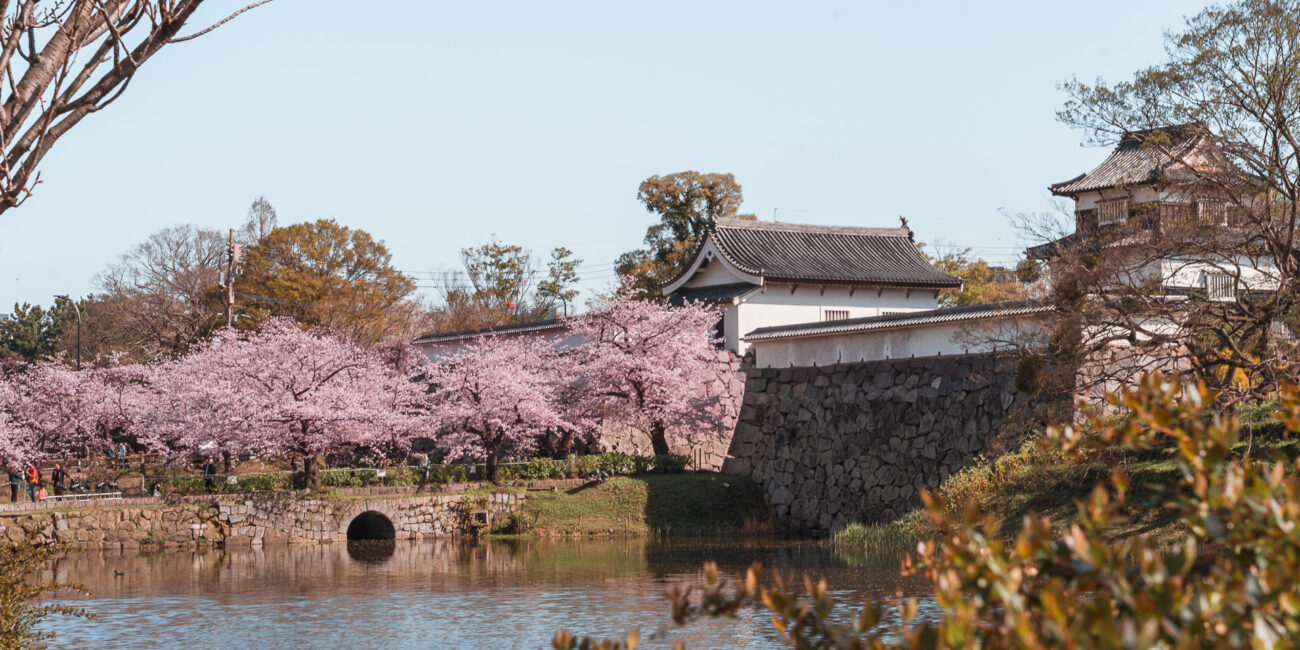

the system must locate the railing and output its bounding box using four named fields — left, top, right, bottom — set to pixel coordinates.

left=1206, top=273, right=1237, bottom=301
left=40, top=492, right=122, bottom=503
left=1077, top=202, right=1253, bottom=235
